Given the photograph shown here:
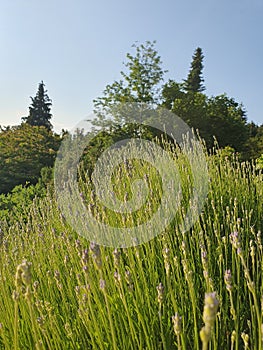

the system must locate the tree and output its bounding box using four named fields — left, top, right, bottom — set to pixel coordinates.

left=206, top=94, right=248, bottom=151
left=22, top=81, right=53, bottom=130
left=93, top=41, right=166, bottom=126
left=244, top=123, right=263, bottom=160
left=91, top=42, right=253, bottom=157
left=161, top=80, right=185, bottom=110
left=170, top=91, right=249, bottom=151
left=0, top=124, right=61, bottom=193
left=183, top=47, right=205, bottom=93
left=171, top=91, right=210, bottom=142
